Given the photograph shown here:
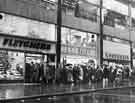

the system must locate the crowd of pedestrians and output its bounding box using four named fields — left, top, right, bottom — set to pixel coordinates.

left=55, top=63, right=133, bottom=85
left=25, top=60, right=135, bottom=86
